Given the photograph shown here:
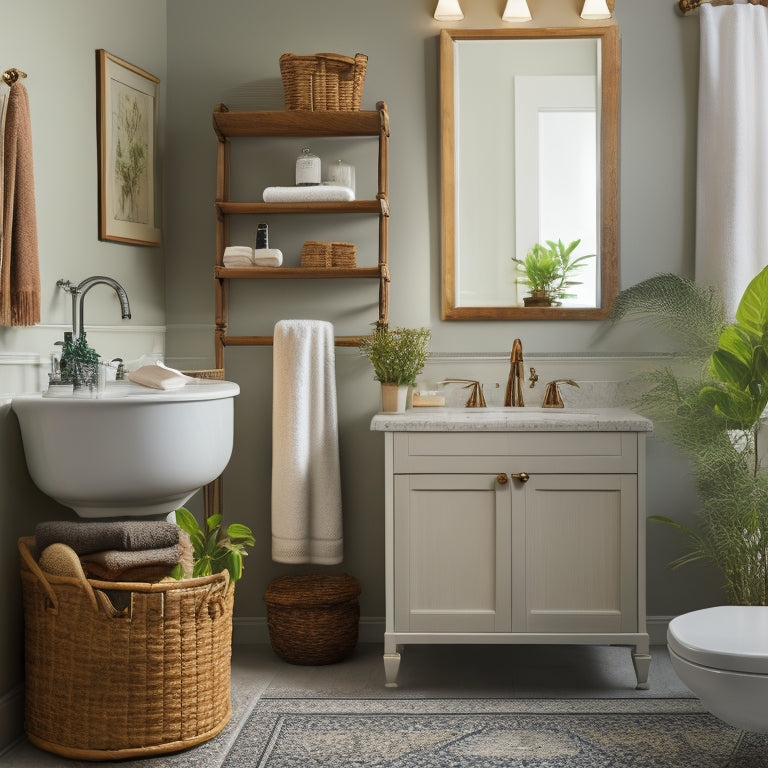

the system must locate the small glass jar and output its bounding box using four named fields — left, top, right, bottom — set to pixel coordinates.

left=295, top=147, right=321, bottom=186
left=327, top=159, right=356, bottom=196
